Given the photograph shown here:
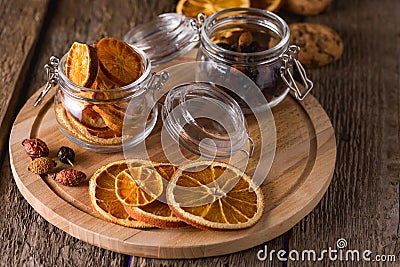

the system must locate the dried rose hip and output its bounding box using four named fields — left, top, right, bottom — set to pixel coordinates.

left=52, top=169, right=86, bottom=186
left=27, top=157, right=56, bottom=175
left=57, top=146, right=75, bottom=165
left=22, top=138, right=49, bottom=159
